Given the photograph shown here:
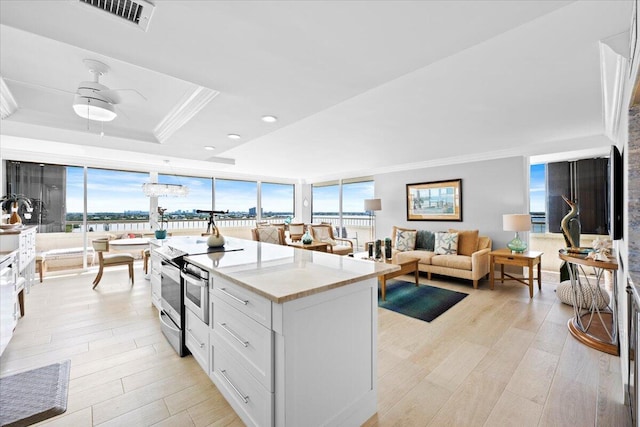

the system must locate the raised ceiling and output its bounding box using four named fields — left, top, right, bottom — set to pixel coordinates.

left=0, top=1, right=632, bottom=181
